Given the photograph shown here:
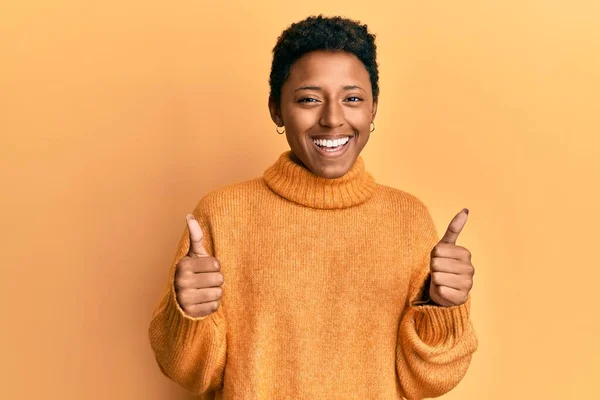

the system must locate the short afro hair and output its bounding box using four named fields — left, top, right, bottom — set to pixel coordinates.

left=269, top=14, right=379, bottom=107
